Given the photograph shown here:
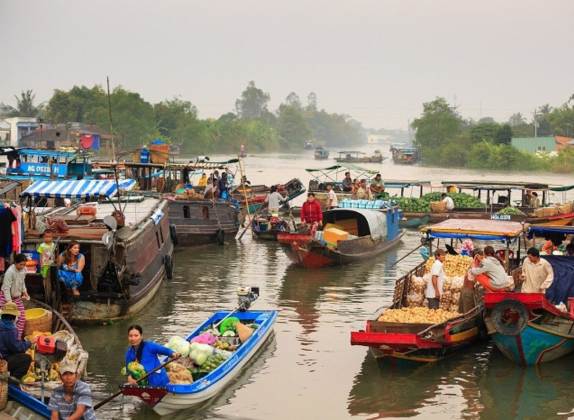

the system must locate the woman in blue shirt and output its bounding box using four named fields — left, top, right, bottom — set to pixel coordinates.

left=125, top=325, right=178, bottom=387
